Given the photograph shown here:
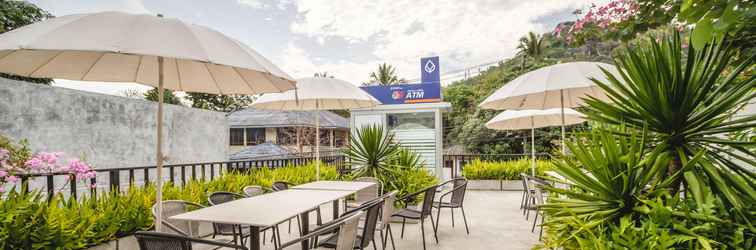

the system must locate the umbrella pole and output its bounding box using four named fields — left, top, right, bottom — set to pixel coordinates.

left=560, top=89, right=566, bottom=155
left=155, top=56, right=165, bottom=232
left=315, top=102, right=320, bottom=181
left=531, top=117, right=536, bottom=177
